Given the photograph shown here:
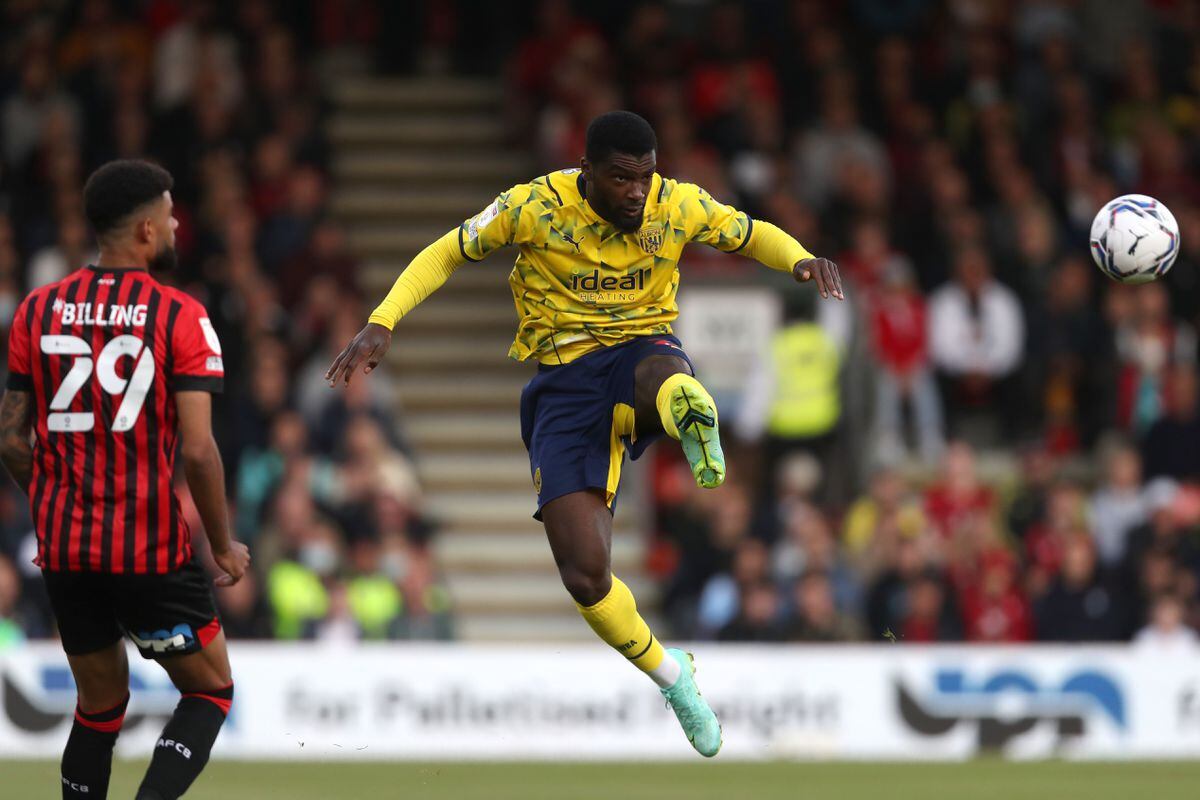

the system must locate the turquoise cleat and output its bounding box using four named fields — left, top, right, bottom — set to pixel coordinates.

left=660, top=648, right=722, bottom=757
left=668, top=382, right=725, bottom=488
